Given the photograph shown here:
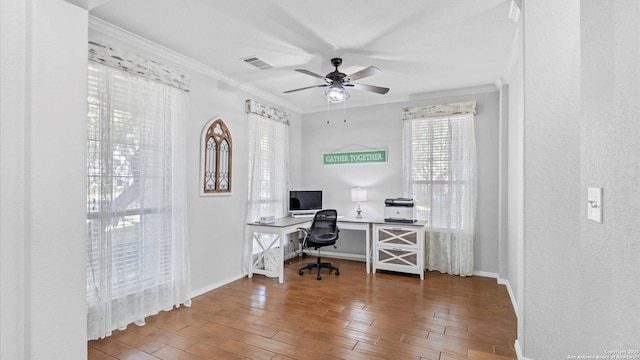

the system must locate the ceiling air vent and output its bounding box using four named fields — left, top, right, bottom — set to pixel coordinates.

left=241, top=56, right=273, bottom=70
